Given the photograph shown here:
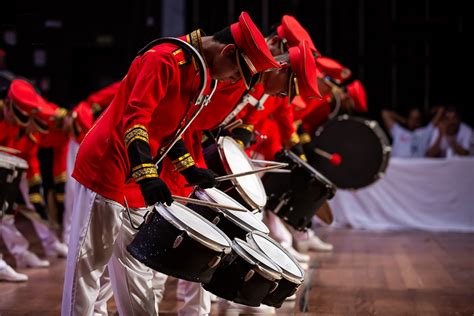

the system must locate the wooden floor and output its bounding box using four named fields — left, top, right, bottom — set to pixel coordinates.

left=1, top=216, right=473, bottom=315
